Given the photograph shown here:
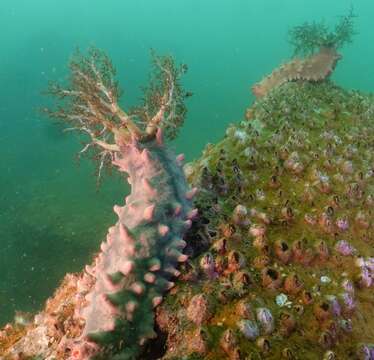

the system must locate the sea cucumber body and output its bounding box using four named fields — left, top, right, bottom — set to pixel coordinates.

left=73, top=135, right=195, bottom=359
